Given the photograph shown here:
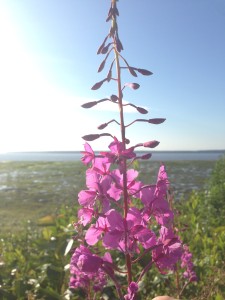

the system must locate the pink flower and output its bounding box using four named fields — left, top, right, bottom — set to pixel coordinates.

left=70, top=245, right=102, bottom=273
left=152, top=226, right=182, bottom=272
left=108, top=169, right=142, bottom=201
left=81, top=143, right=95, bottom=165
left=140, top=165, right=173, bottom=226
left=78, top=207, right=94, bottom=226
left=124, top=281, right=139, bottom=300
left=70, top=245, right=111, bottom=292
left=78, top=169, right=111, bottom=212
left=101, top=137, right=136, bottom=163
left=92, top=157, right=111, bottom=175
left=181, top=244, right=197, bottom=282
left=103, top=208, right=157, bottom=252
left=85, top=216, right=109, bottom=245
